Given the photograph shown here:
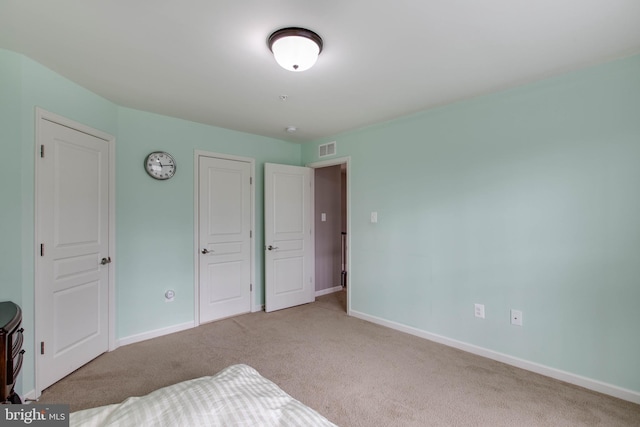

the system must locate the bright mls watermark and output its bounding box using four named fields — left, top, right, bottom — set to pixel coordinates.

left=1, top=405, right=69, bottom=427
